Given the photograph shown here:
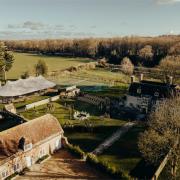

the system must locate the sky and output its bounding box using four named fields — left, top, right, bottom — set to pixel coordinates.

left=0, top=0, right=180, bottom=39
